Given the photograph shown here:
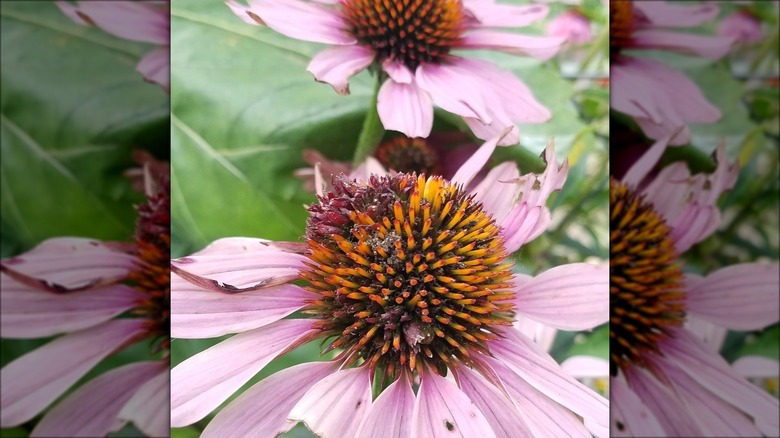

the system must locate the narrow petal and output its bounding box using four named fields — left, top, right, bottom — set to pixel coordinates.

left=454, top=365, right=534, bottom=438
left=307, top=45, right=375, bottom=95
left=1, top=278, right=141, bottom=338
left=624, top=365, right=702, bottom=436
left=463, top=2, right=549, bottom=27
left=460, top=31, right=563, bottom=60
left=733, top=356, right=780, bottom=379
left=489, top=330, right=609, bottom=428
left=289, top=366, right=373, bottom=438
left=514, top=263, right=609, bottom=331
left=0, top=319, right=146, bottom=427
left=412, top=371, right=496, bottom=438
left=61, top=1, right=169, bottom=44
left=31, top=361, right=164, bottom=438
left=633, top=30, right=733, bottom=59
left=170, top=318, right=315, bottom=427
left=137, top=46, right=170, bottom=92
left=119, top=367, right=169, bottom=438
left=469, top=162, right=520, bottom=223
left=382, top=59, right=413, bottom=84
left=415, top=63, right=491, bottom=122
left=235, top=0, right=355, bottom=45
left=621, top=129, right=676, bottom=187
left=377, top=78, right=433, bottom=138
left=633, top=1, right=720, bottom=27
left=610, top=377, right=665, bottom=437
left=450, top=129, right=507, bottom=187
left=203, top=361, right=337, bottom=438
left=561, top=356, right=609, bottom=379
left=685, top=263, right=780, bottom=330
left=356, top=374, right=415, bottom=438
left=171, top=275, right=313, bottom=338
left=350, top=157, right=390, bottom=182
